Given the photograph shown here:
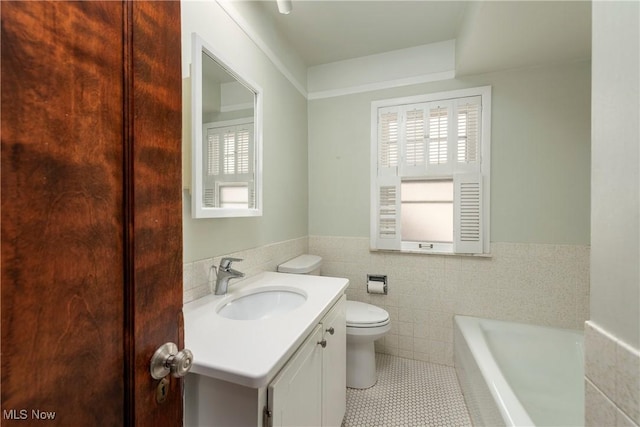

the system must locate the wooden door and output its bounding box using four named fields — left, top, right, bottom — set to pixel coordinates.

left=1, top=1, right=183, bottom=425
